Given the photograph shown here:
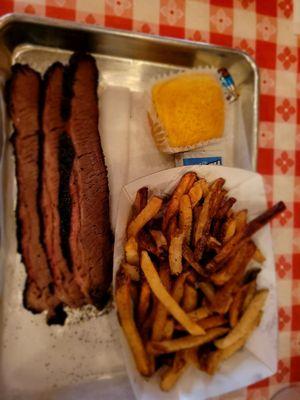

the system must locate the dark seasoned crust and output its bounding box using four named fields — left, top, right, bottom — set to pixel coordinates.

left=66, top=53, right=113, bottom=307
left=41, top=62, right=87, bottom=308
left=7, top=64, right=64, bottom=323
left=58, top=130, right=75, bottom=269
